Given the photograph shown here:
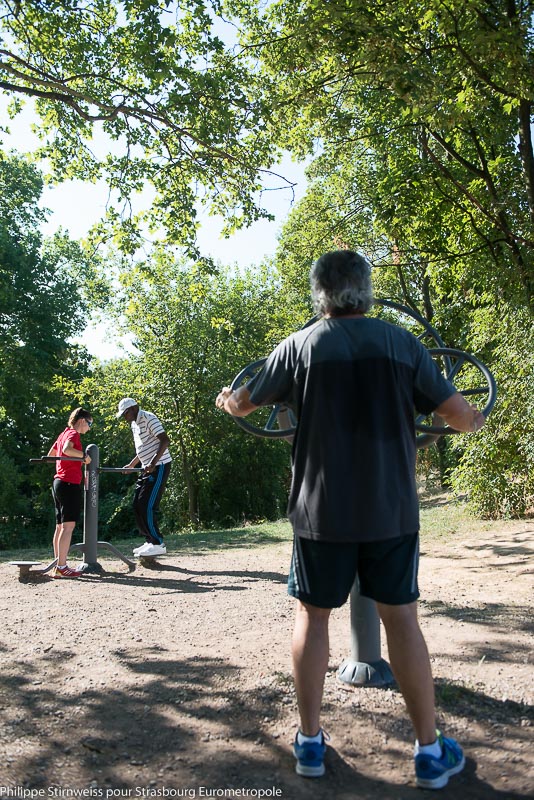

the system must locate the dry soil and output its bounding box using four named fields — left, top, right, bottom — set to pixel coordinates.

left=0, top=518, right=532, bottom=799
